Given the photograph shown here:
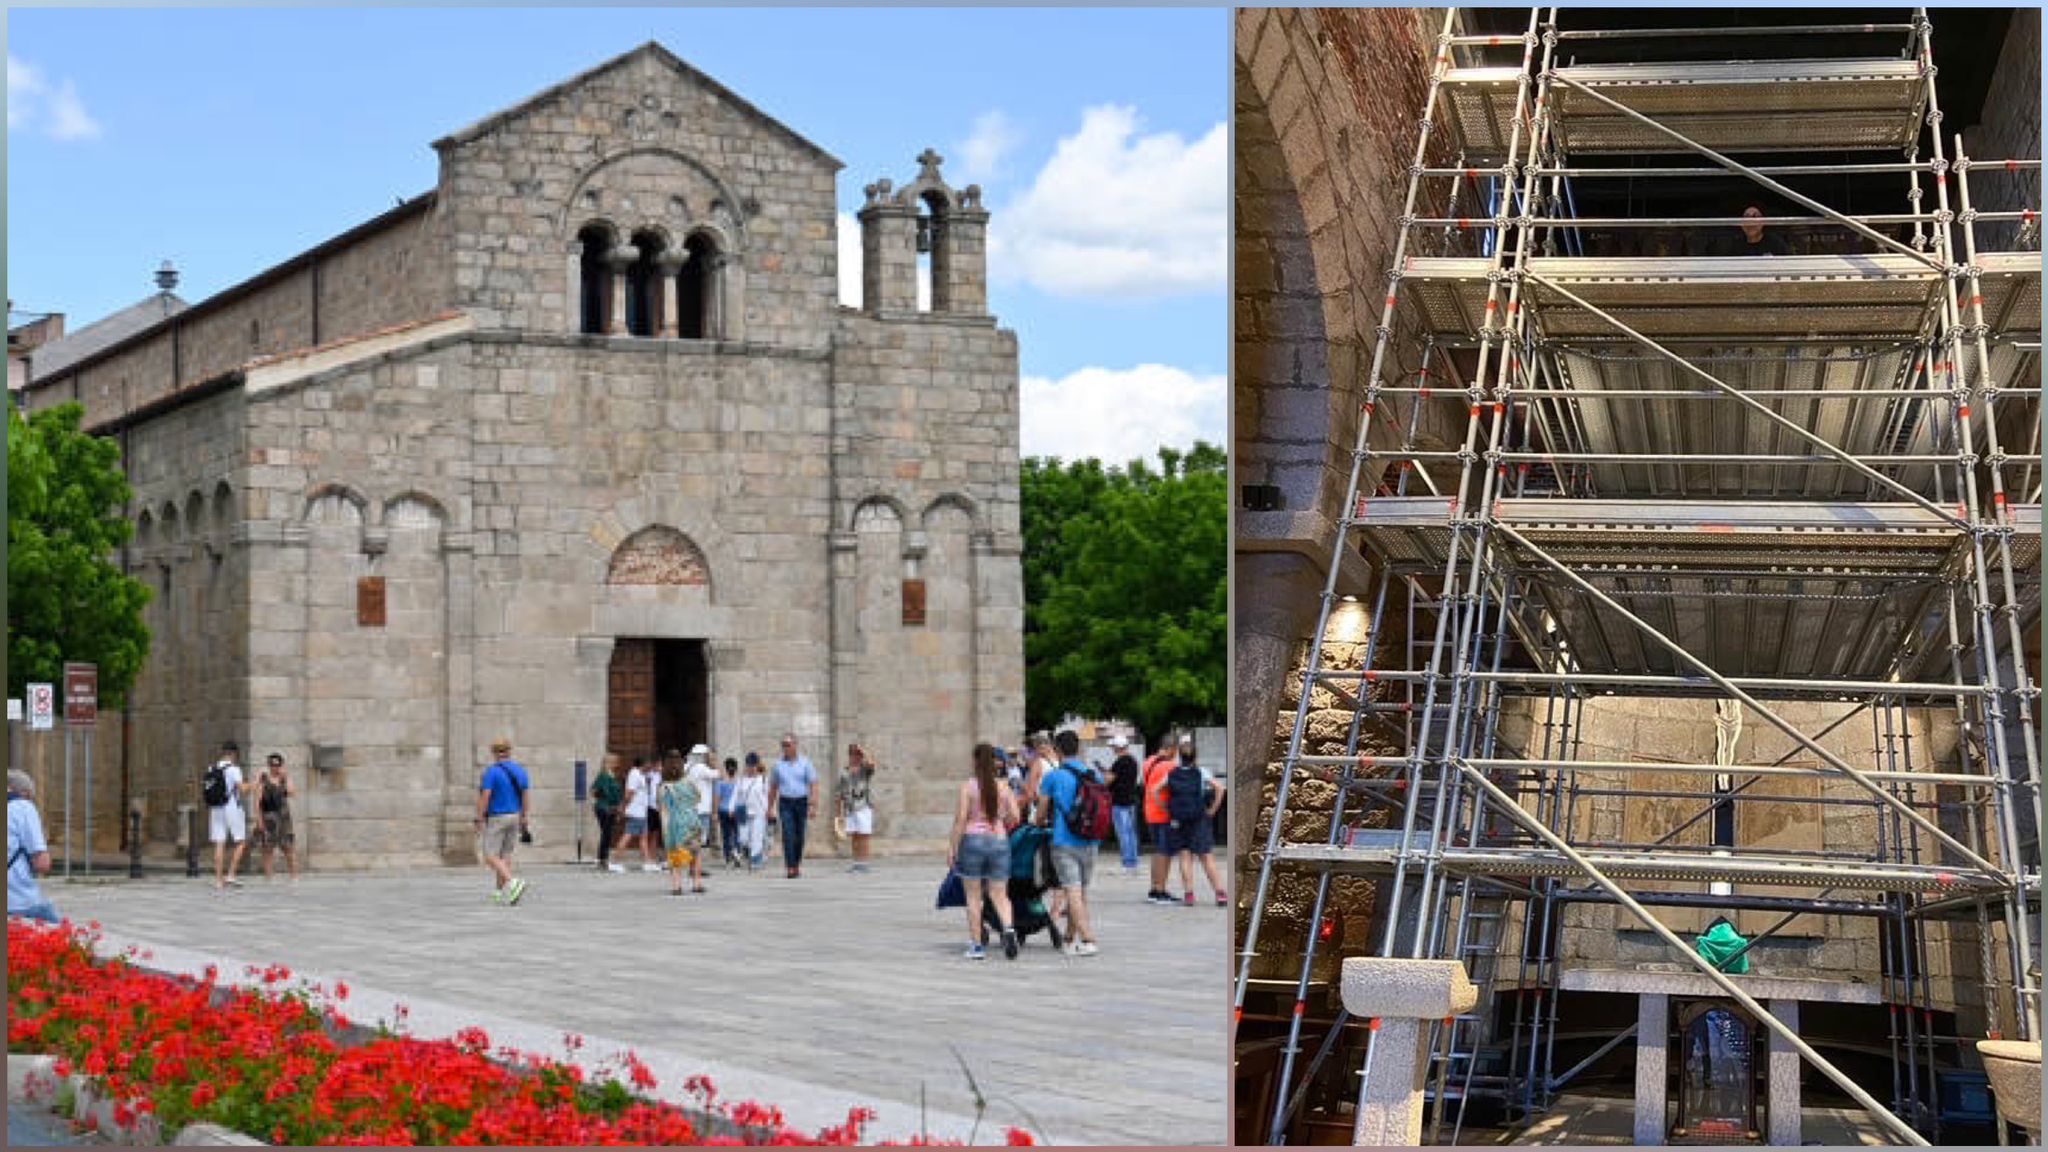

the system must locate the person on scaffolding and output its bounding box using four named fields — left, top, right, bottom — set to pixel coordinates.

left=1722, top=204, right=1791, bottom=256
